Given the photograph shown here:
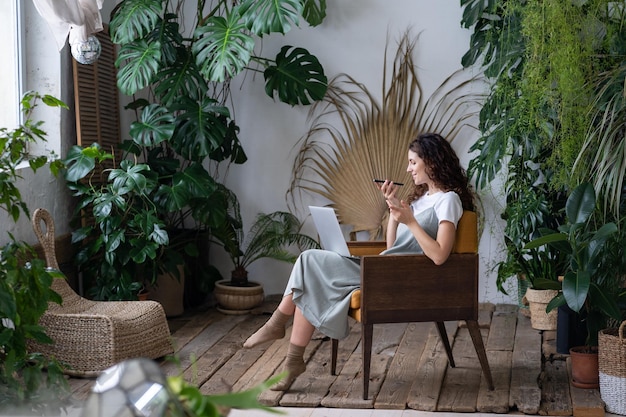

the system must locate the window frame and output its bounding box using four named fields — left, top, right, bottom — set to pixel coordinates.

left=0, top=0, right=24, bottom=130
